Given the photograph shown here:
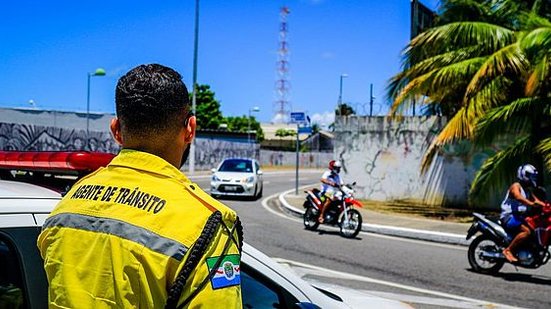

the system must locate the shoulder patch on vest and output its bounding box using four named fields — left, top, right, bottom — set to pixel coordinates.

left=206, top=254, right=241, bottom=289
